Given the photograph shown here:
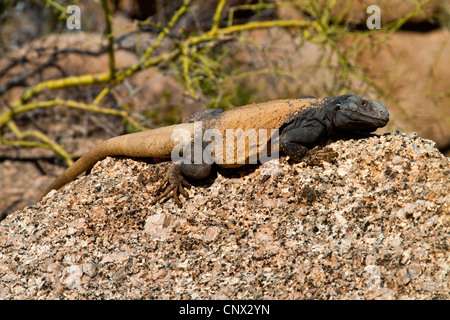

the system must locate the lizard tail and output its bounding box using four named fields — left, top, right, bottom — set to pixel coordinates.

left=40, top=123, right=194, bottom=200
left=39, top=141, right=113, bottom=200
